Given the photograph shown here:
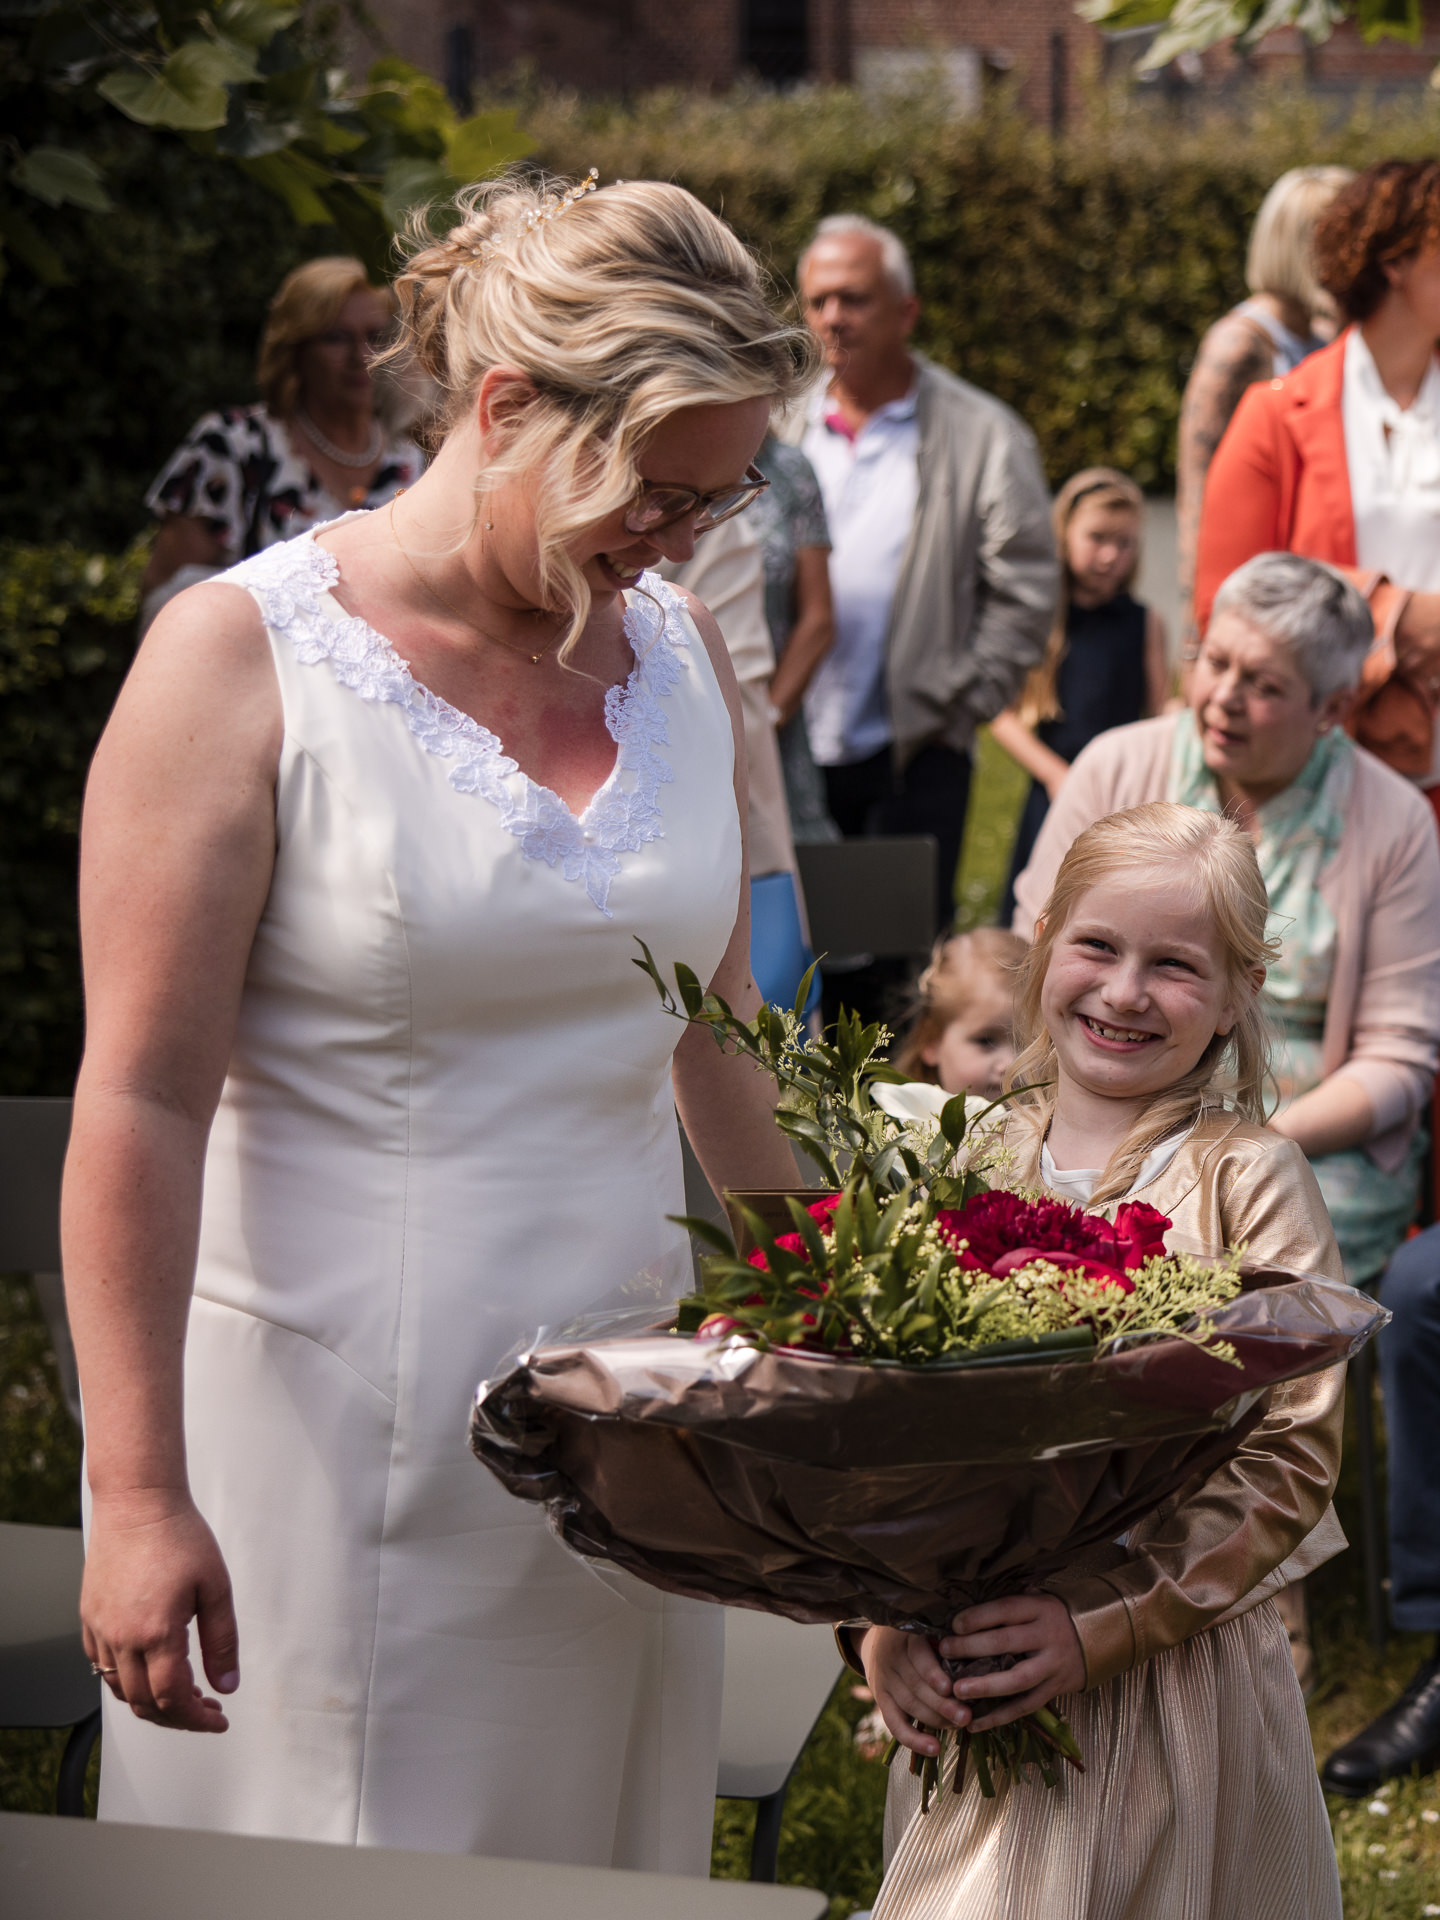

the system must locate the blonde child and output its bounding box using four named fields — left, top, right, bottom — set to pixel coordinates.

left=893, top=929, right=1027, bottom=1098
left=992, top=470, right=1169, bottom=923
left=857, top=802, right=1345, bottom=1920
